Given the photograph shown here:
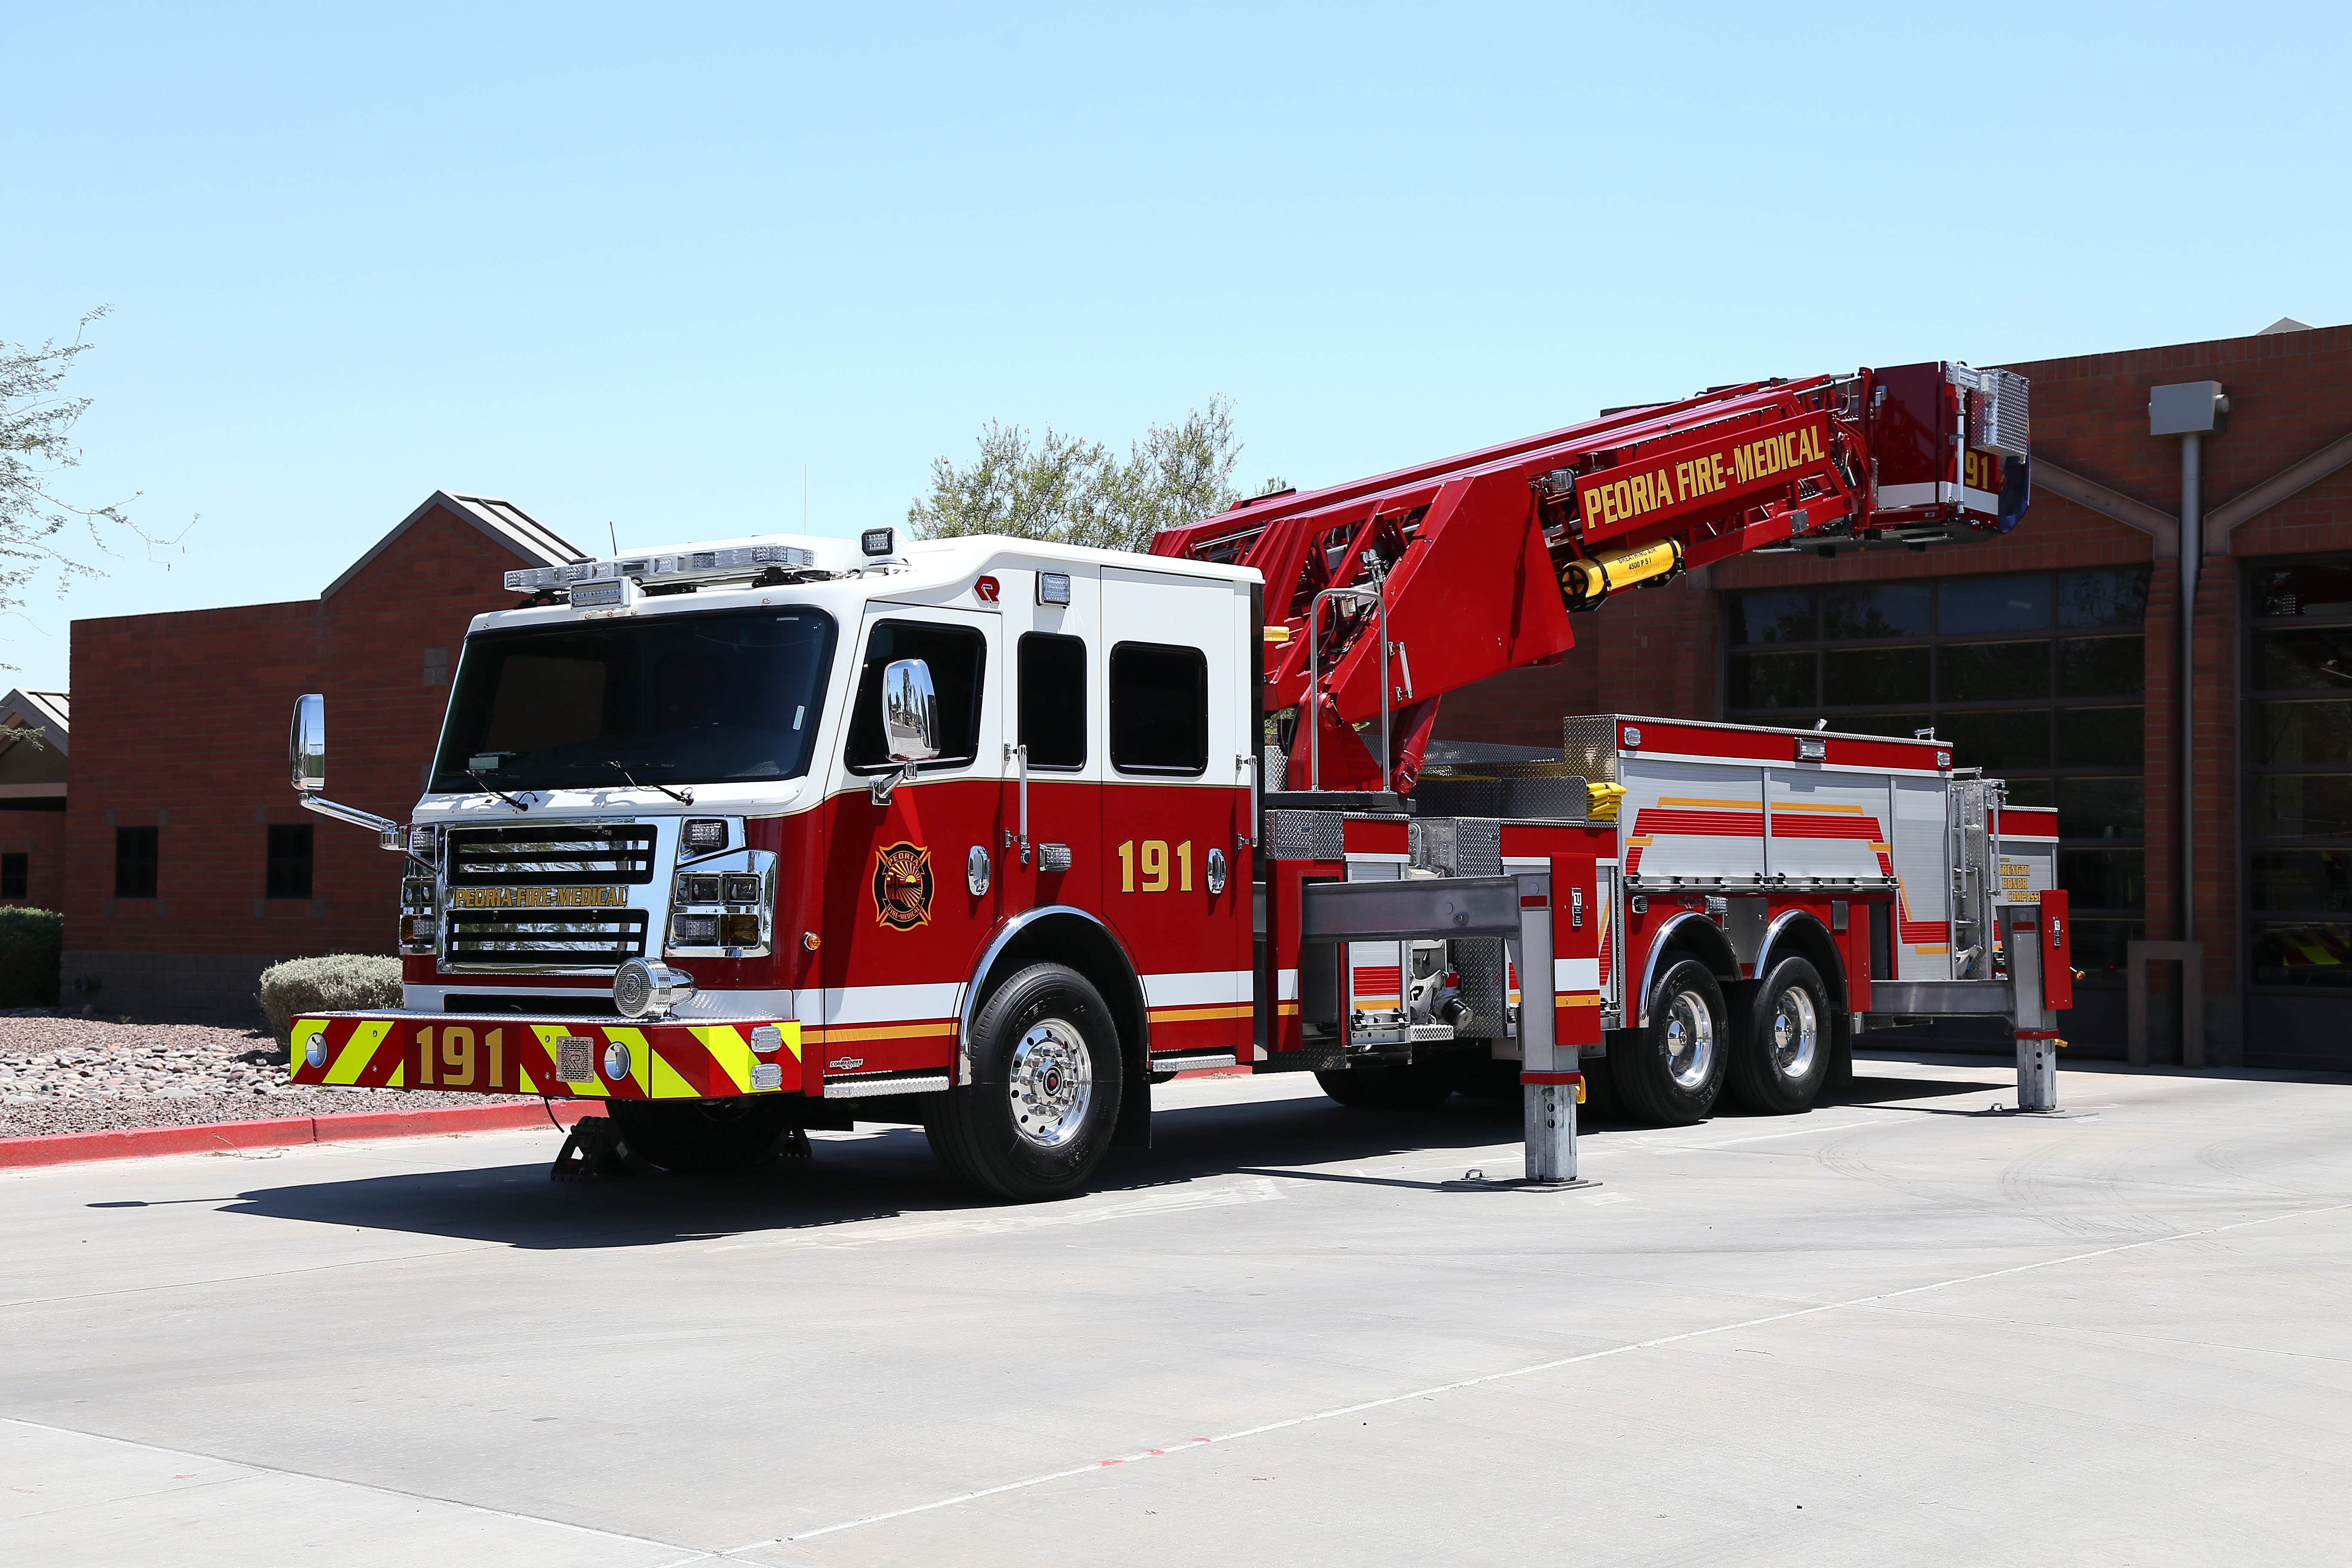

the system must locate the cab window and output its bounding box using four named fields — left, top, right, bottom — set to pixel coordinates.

left=1109, top=642, right=1207, bottom=775
left=1019, top=633, right=1087, bottom=770
left=845, top=620, right=987, bottom=772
